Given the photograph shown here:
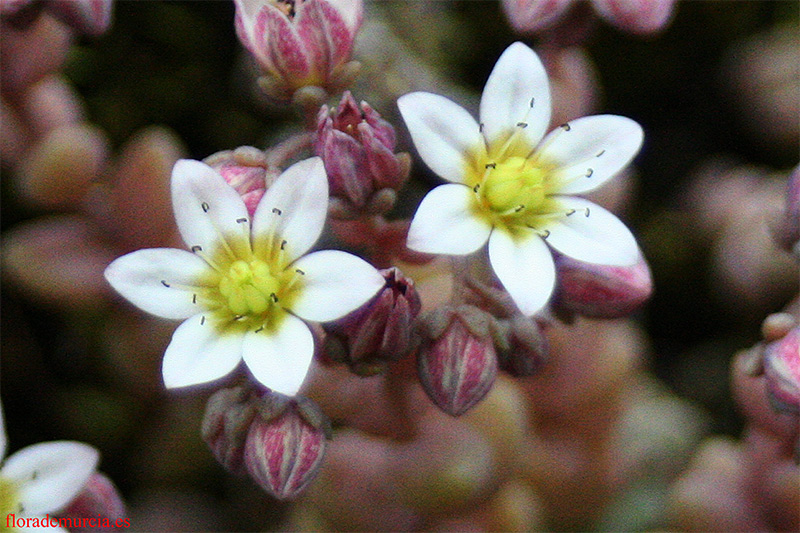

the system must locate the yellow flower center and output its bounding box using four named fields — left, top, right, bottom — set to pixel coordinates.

left=0, top=475, right=20, bottom=519
left=218, top=259, right=281, bottom=316
left=465, top=127, right=562, bottom=234
left=192, top=234, right=305, bottom=335
left=481, top=156, right=547, bottom=215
